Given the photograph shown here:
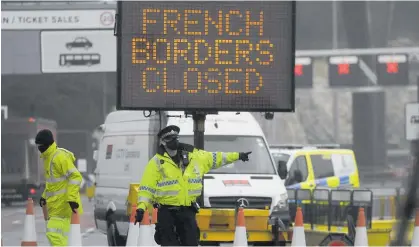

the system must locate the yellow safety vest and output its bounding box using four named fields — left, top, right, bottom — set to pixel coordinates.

left=41, top=142, right=83, bottom=218
left=137, top=147, right=239, bottom=210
